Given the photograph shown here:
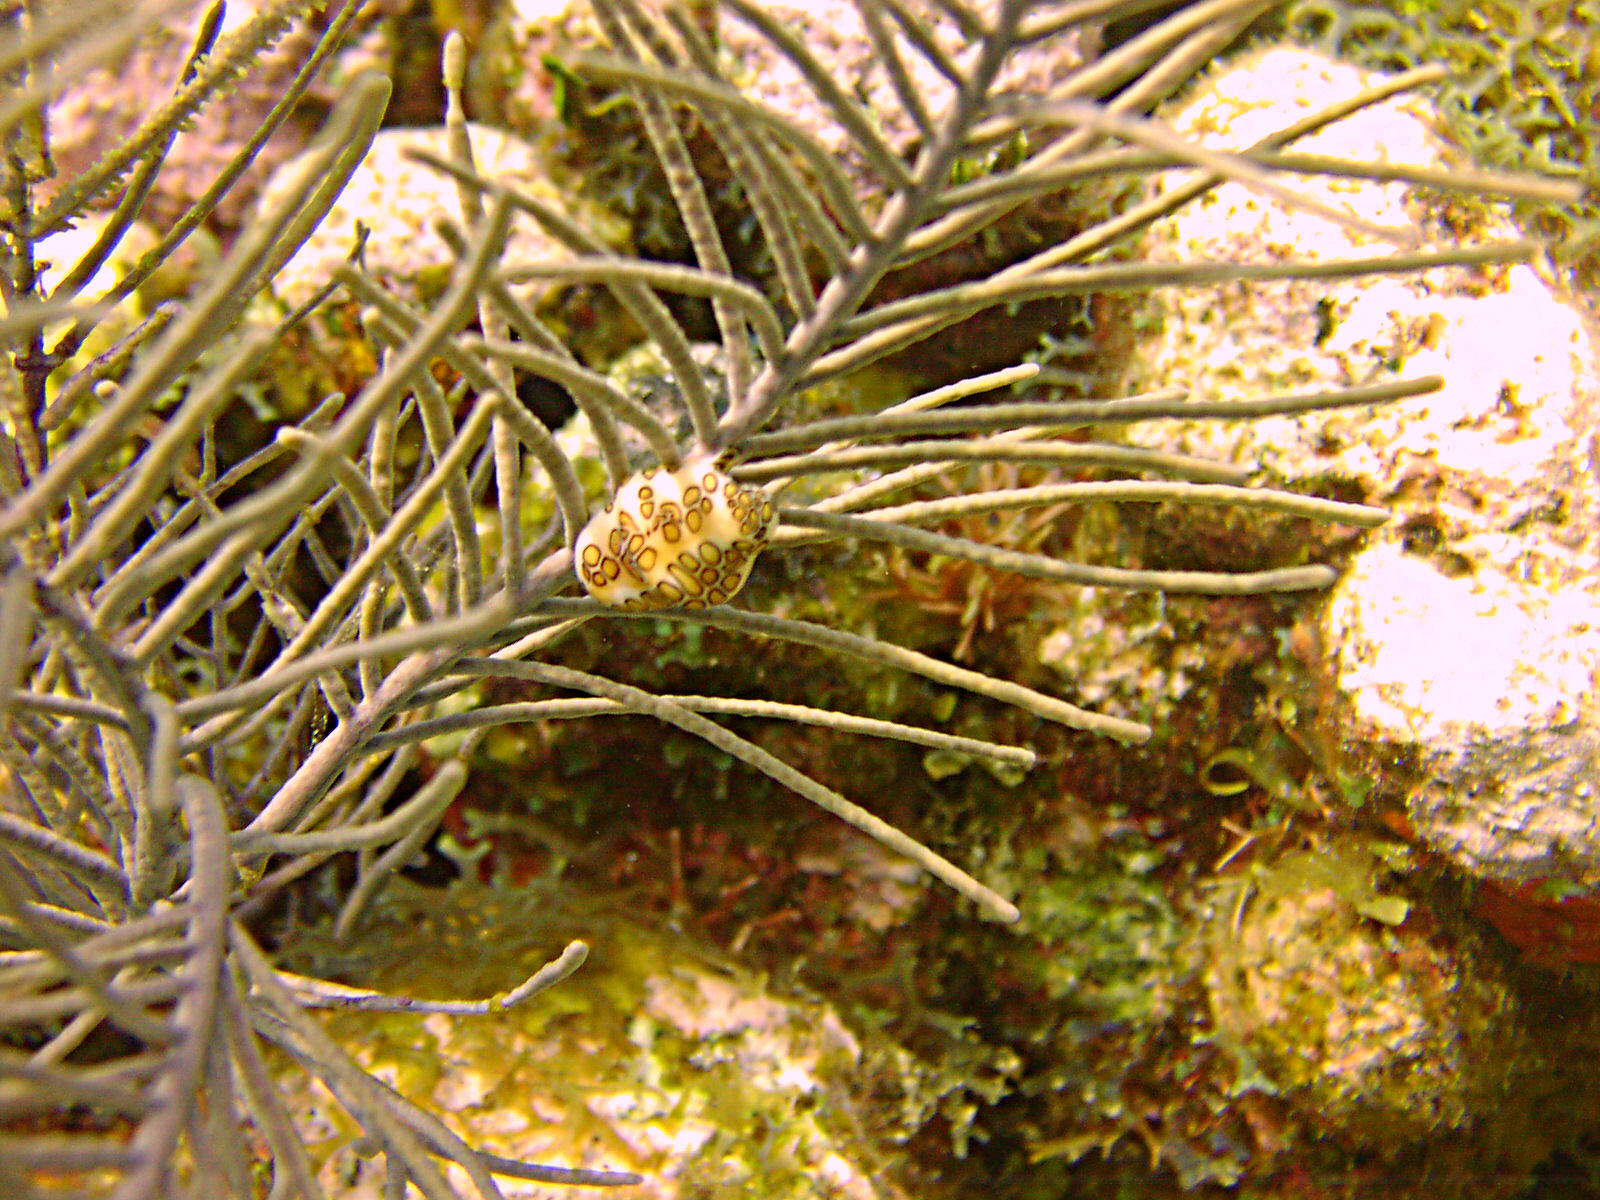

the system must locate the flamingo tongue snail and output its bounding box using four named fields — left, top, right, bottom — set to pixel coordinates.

left=574, top=455, right=777, bottom=611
